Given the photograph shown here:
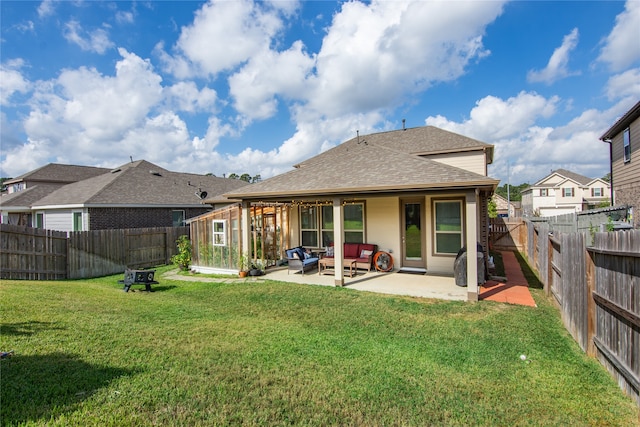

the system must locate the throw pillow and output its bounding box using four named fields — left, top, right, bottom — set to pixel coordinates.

left=326, top=246, right=334, bottom=256
left=303, top=252, right=311, bottom=259
left=360, top=249, right=373, bottom=258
